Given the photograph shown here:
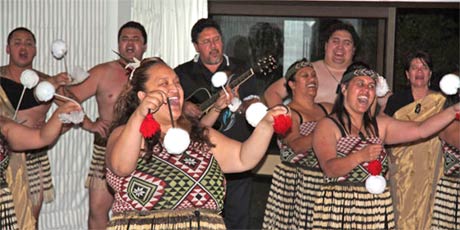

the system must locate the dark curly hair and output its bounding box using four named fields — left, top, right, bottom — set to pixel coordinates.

left=324, top=22, right=360, bottom=55
left=191, top=18, right=222, bottom=44
left=111, top=57, right=213, bottom=159
left=331, top=63, right=379, bottom=138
